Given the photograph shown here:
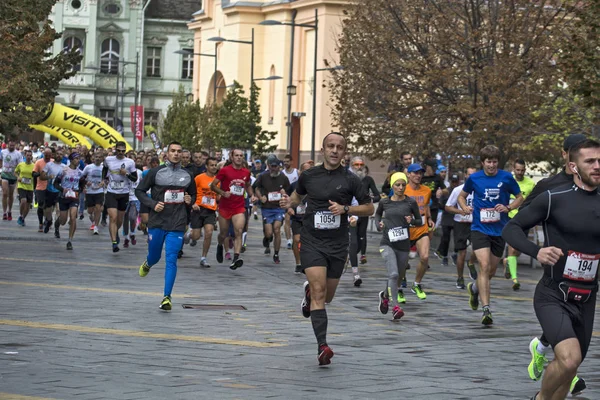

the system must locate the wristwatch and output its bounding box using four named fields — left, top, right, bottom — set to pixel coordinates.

left=344, top=205, right=350, bottom=214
